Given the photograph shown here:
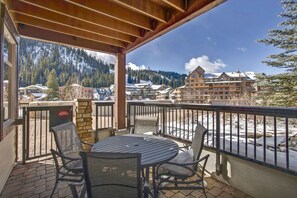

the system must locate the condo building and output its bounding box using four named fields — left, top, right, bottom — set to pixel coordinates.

left=174, top=66, right=256, bottom=104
